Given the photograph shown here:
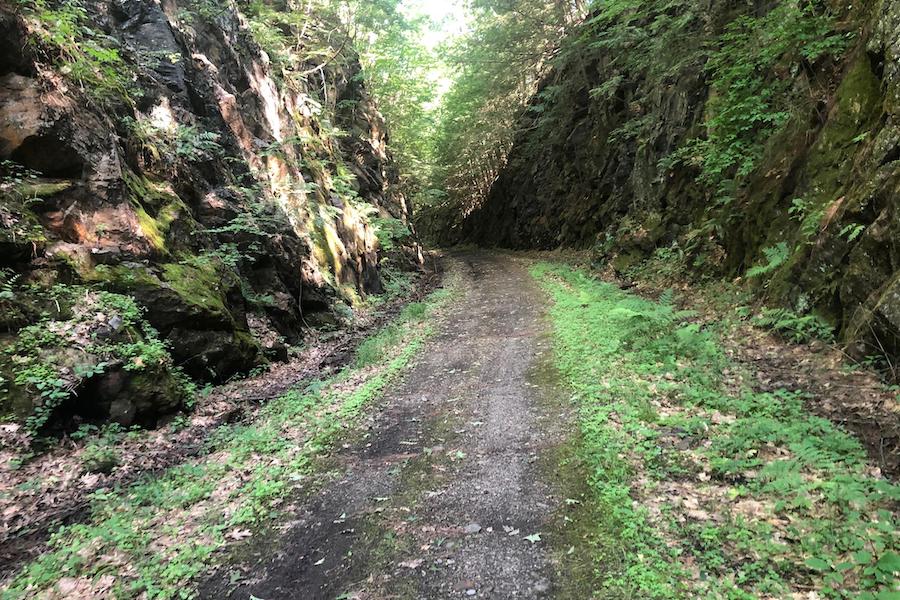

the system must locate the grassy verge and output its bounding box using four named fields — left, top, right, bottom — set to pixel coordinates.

left=1, top=285, right=452, bottom=600
left=531, top=262, right=899, bottom=599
